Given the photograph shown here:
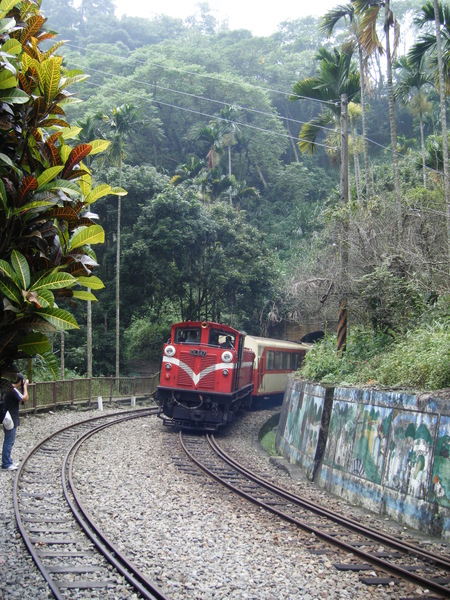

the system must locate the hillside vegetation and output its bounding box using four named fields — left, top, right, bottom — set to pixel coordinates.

left=0, top=0, right=448, bottom=391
